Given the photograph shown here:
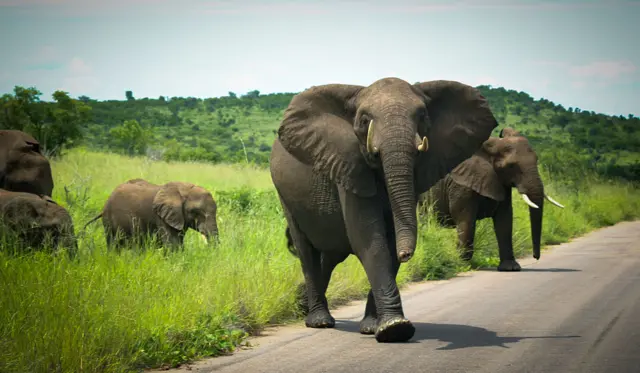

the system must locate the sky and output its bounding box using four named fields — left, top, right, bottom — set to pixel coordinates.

left=0, top=0, right=638, bottom=117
